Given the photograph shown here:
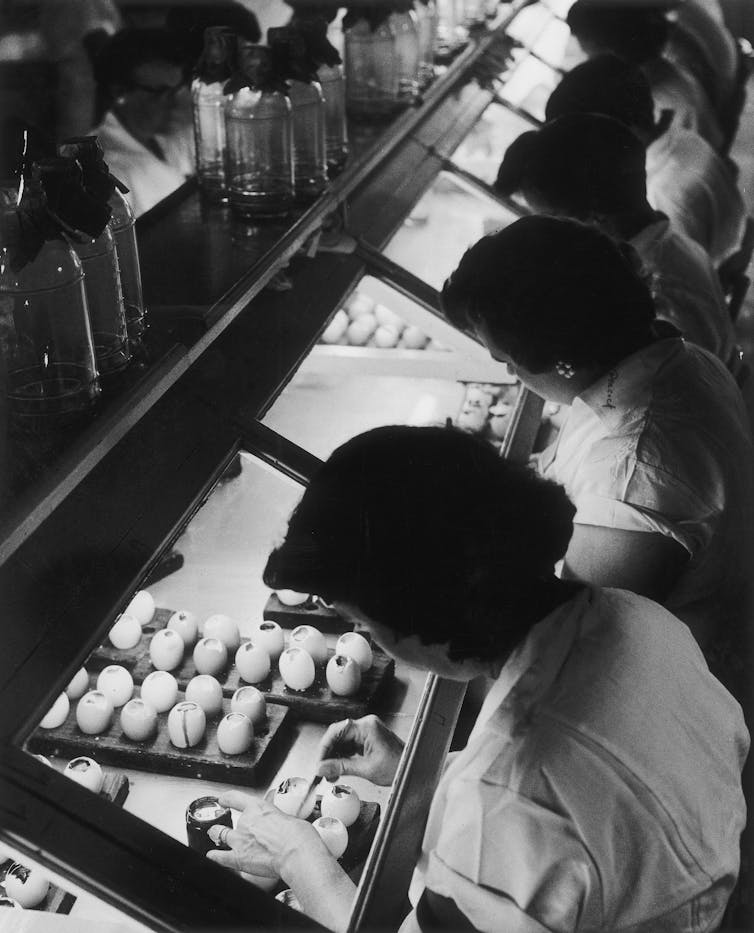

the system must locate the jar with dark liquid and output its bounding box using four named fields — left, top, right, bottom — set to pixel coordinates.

left=186, top=796, right=233, bottom=856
